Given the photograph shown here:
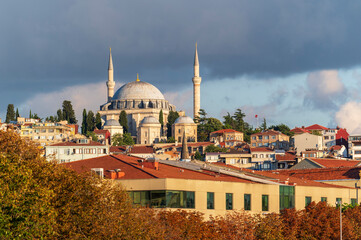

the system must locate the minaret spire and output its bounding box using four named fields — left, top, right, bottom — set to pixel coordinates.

left=181, top=130, right=189, bottom=160
left=192, top=43, right=202, bottom=119
left=106, top=48, right=115, bottom=102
